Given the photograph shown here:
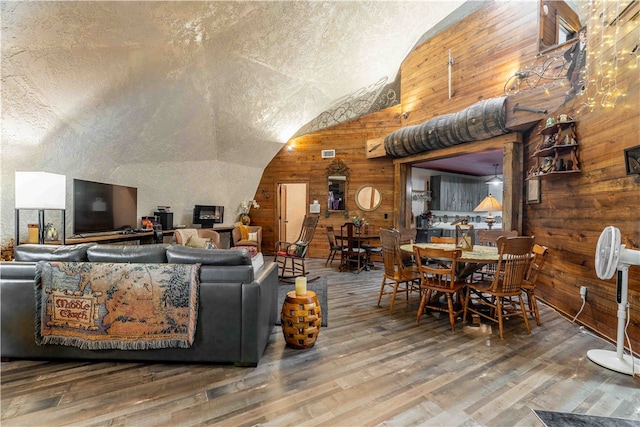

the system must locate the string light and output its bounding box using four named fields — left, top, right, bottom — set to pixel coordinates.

left=577, top=0, right=637, bottom=113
